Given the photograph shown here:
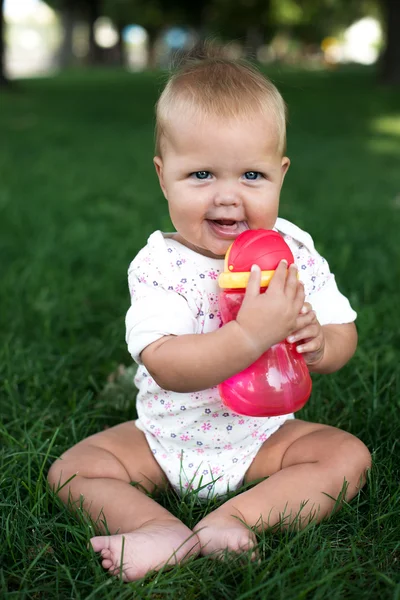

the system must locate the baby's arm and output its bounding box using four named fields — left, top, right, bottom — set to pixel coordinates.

left=142, top=261, right=304, bottom=393
left=314, top=323, right=357, bottom=373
